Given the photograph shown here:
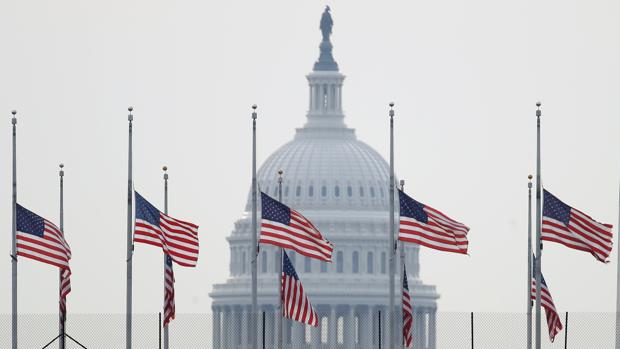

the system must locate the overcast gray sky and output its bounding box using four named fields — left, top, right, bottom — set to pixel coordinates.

left=1, top=0, right=619, bottom=315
